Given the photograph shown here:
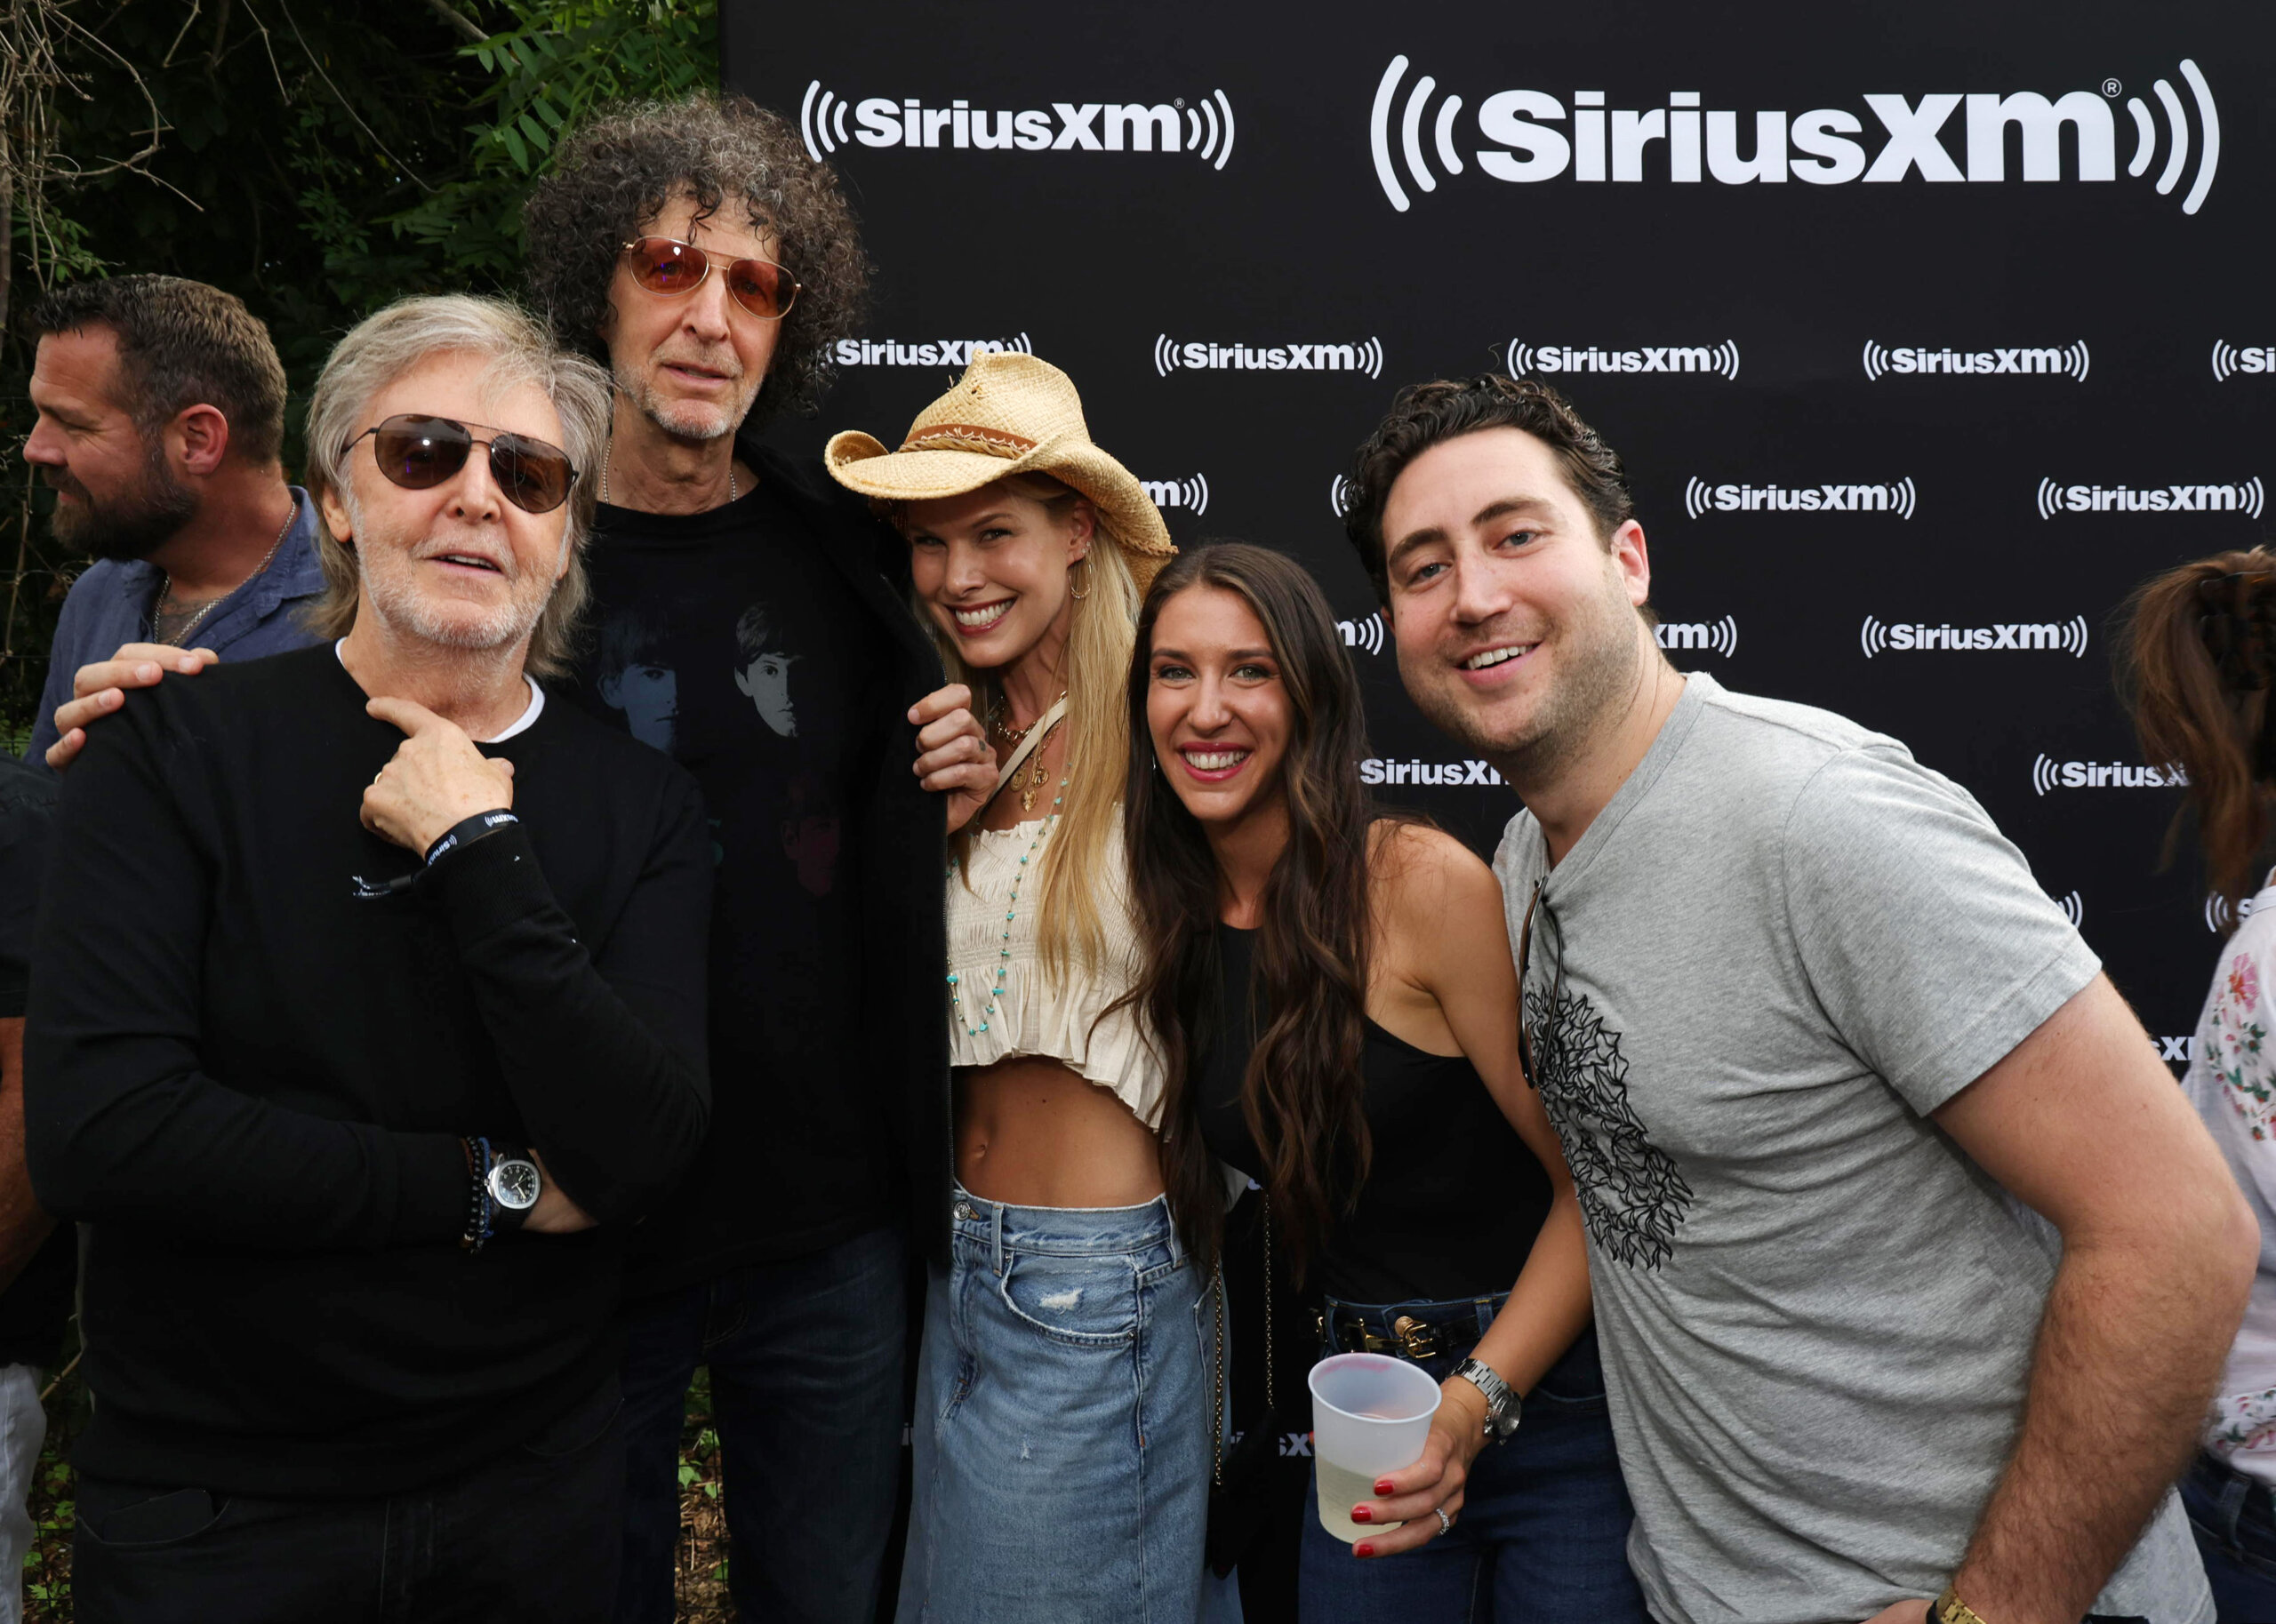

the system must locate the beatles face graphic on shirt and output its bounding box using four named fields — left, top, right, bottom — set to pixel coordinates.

left=733, top=601, right=802, bottom=738
left=597, top=609, right=680, bottom=754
